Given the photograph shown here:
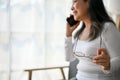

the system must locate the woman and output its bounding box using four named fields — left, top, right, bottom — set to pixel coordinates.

left=65, top=0, right=120, bottom=80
